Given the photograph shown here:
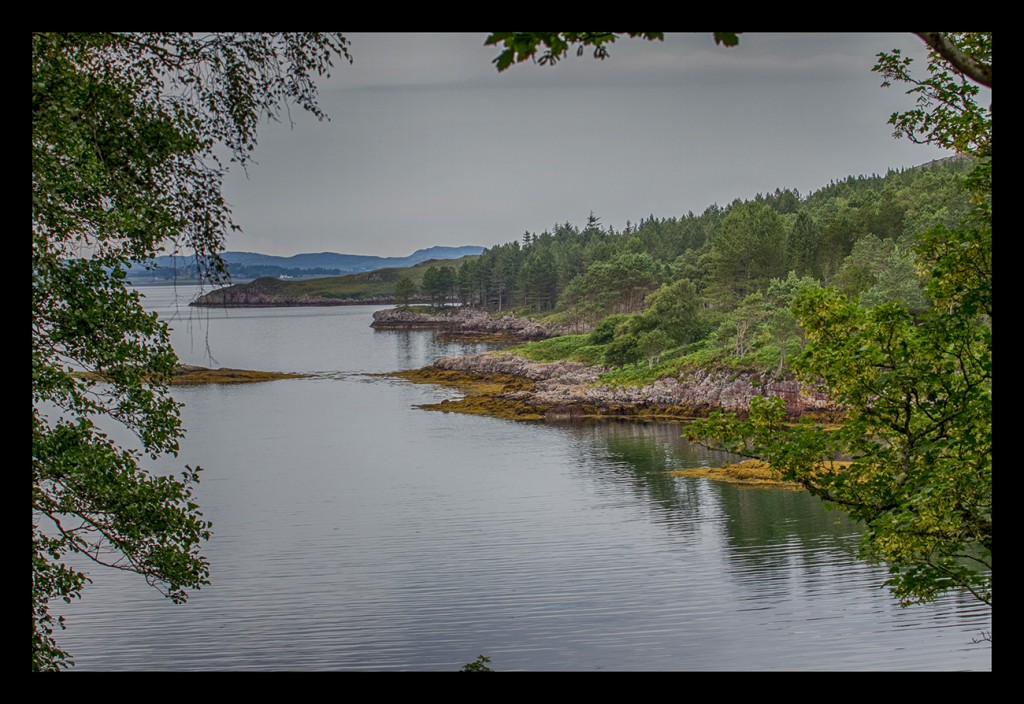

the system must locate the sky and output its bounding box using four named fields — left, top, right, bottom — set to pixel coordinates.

left=219, top=33, right=963, bottom=259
